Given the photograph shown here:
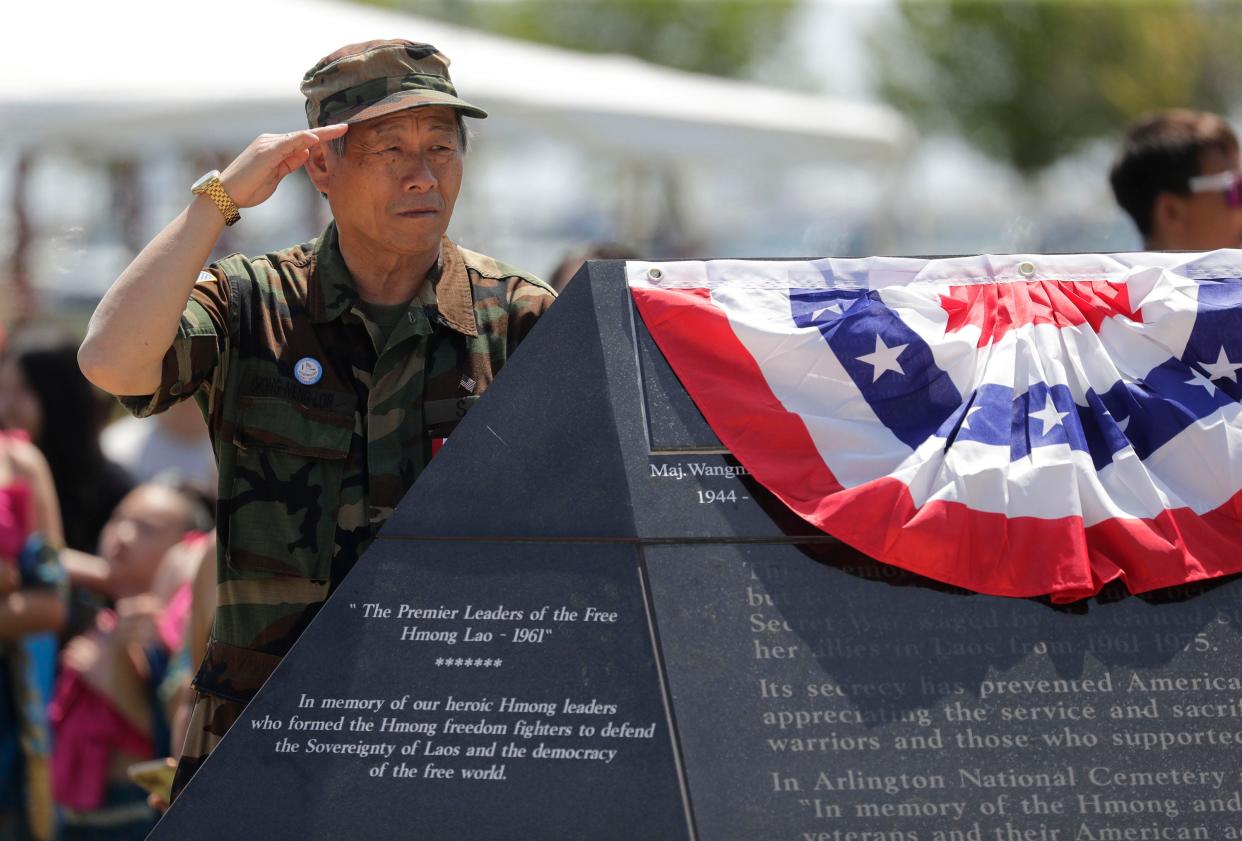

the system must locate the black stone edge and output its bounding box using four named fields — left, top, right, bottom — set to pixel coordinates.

left=617, top=263, right=723, bottom=457
left=619, top=261, right=660, bottom=456
left=372, top=535, right=846, bottom=545
left=635, top=543, right=701, bottom=841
